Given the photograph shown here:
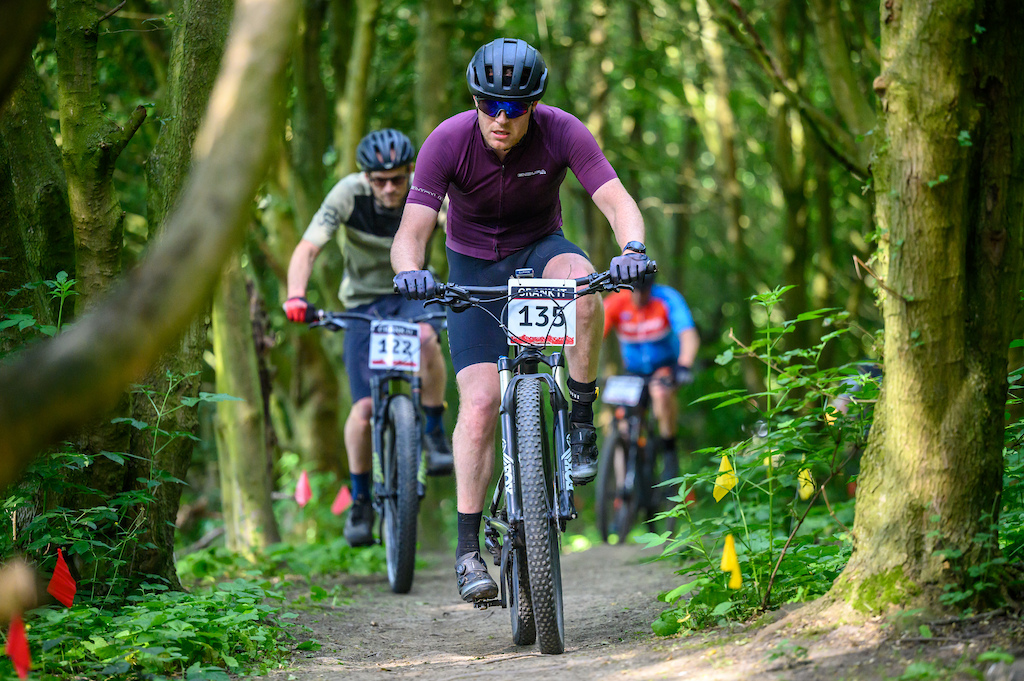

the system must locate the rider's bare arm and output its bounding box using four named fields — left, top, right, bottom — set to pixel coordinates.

left=392, top=203, right=439, bottom=273
left=592, top=178, right=645, bottom=251
left=678, top=327, right=700, bottom=368
left=286, top=239, right=322, bottom=298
